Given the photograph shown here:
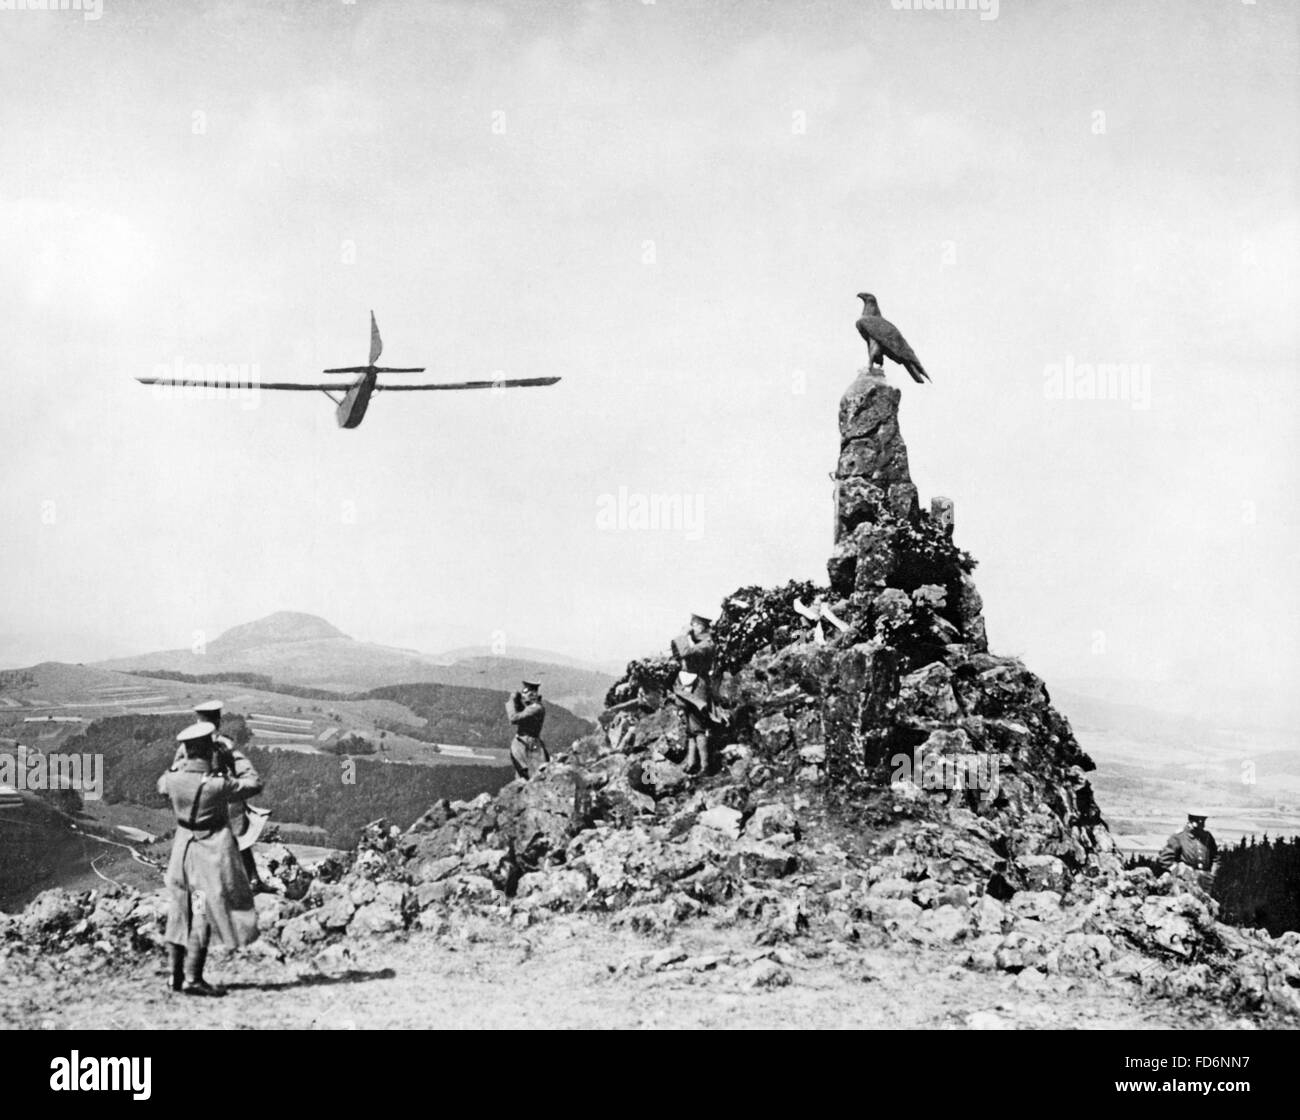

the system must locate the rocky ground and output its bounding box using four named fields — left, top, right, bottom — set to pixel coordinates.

left=3, top=758, right=1296, bottom=1030
left=0, top=910, right=1264, bottom=1031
